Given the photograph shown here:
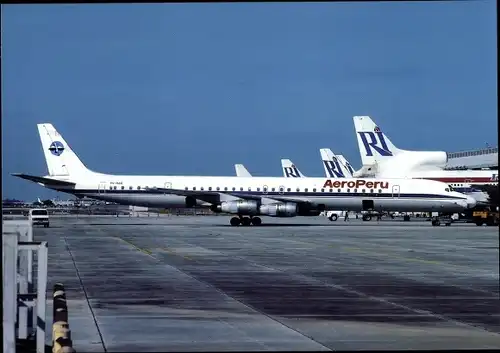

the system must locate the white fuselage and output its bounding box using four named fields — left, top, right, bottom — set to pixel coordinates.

left=43, top=173, right=475, bottom=214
